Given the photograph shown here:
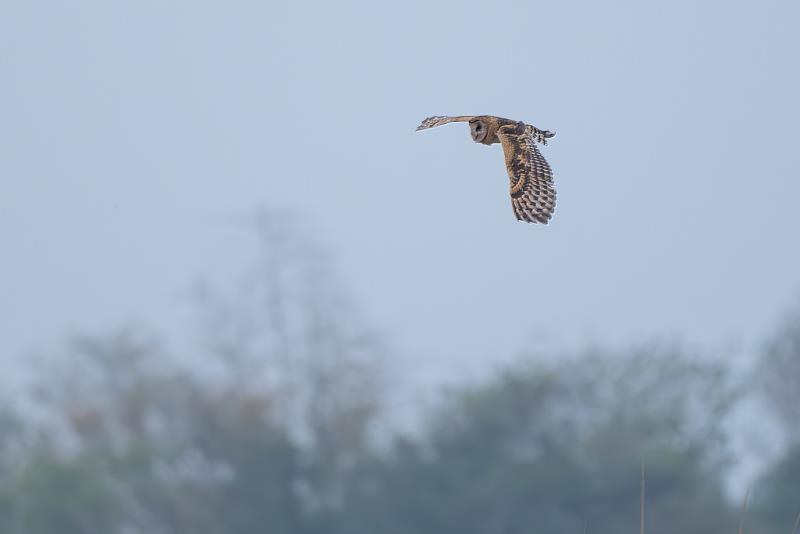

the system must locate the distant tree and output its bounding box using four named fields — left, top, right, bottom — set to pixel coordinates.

left=192, top=209, right=386, bottom=511
left=751, top=299, right=800, bottom=534
left=757, top=300, right=800, bottom=442
left=0, top=409, right=23, bottom=532
left=335, top=345, right=736, bottom=534
left=14, top=210, right=386, bottom=533
left=9, top=457, right=120, bottom=534
left=754, top=444, right=800, bottom=534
